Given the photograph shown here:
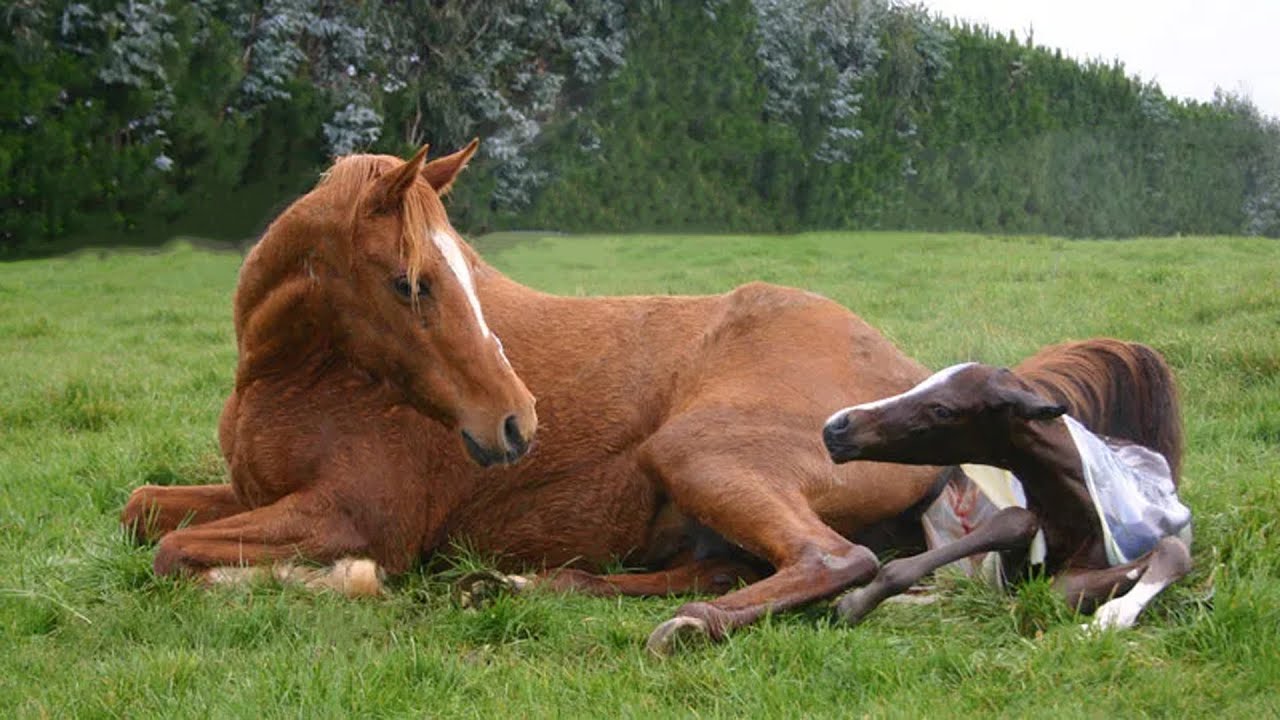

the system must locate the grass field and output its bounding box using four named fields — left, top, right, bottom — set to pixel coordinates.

left=1, top=232, right=1278, bottom=718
